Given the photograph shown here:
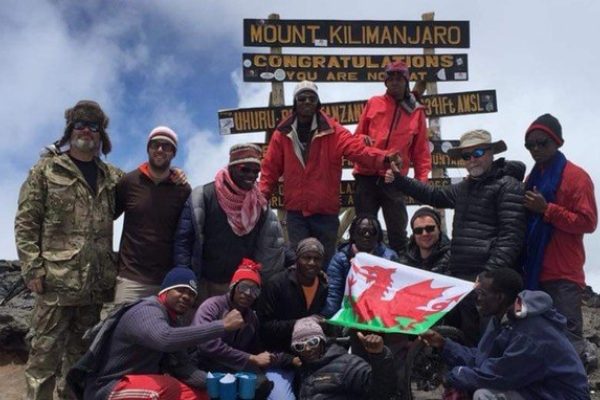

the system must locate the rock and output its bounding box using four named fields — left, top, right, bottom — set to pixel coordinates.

left=0, top=260, right=33, bottom=356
